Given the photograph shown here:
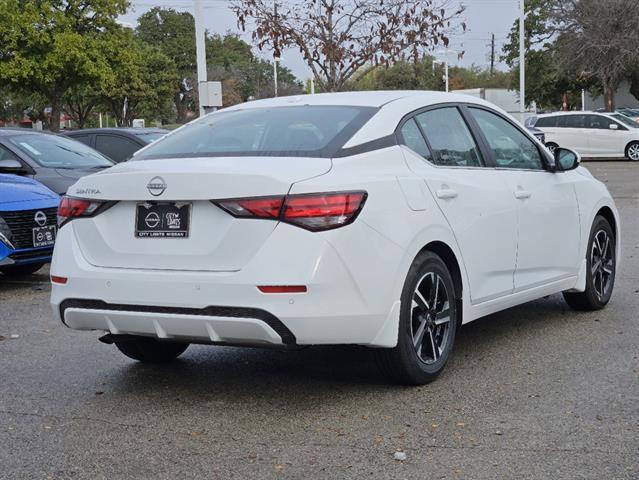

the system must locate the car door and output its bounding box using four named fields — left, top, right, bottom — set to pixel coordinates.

left=398, top=106, right=519, bottom=304
left=585, top=114, right=626, bottom=157
left=95, top=134, right=141, bottom=162
left=466, top=106, right=581, bottom=291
